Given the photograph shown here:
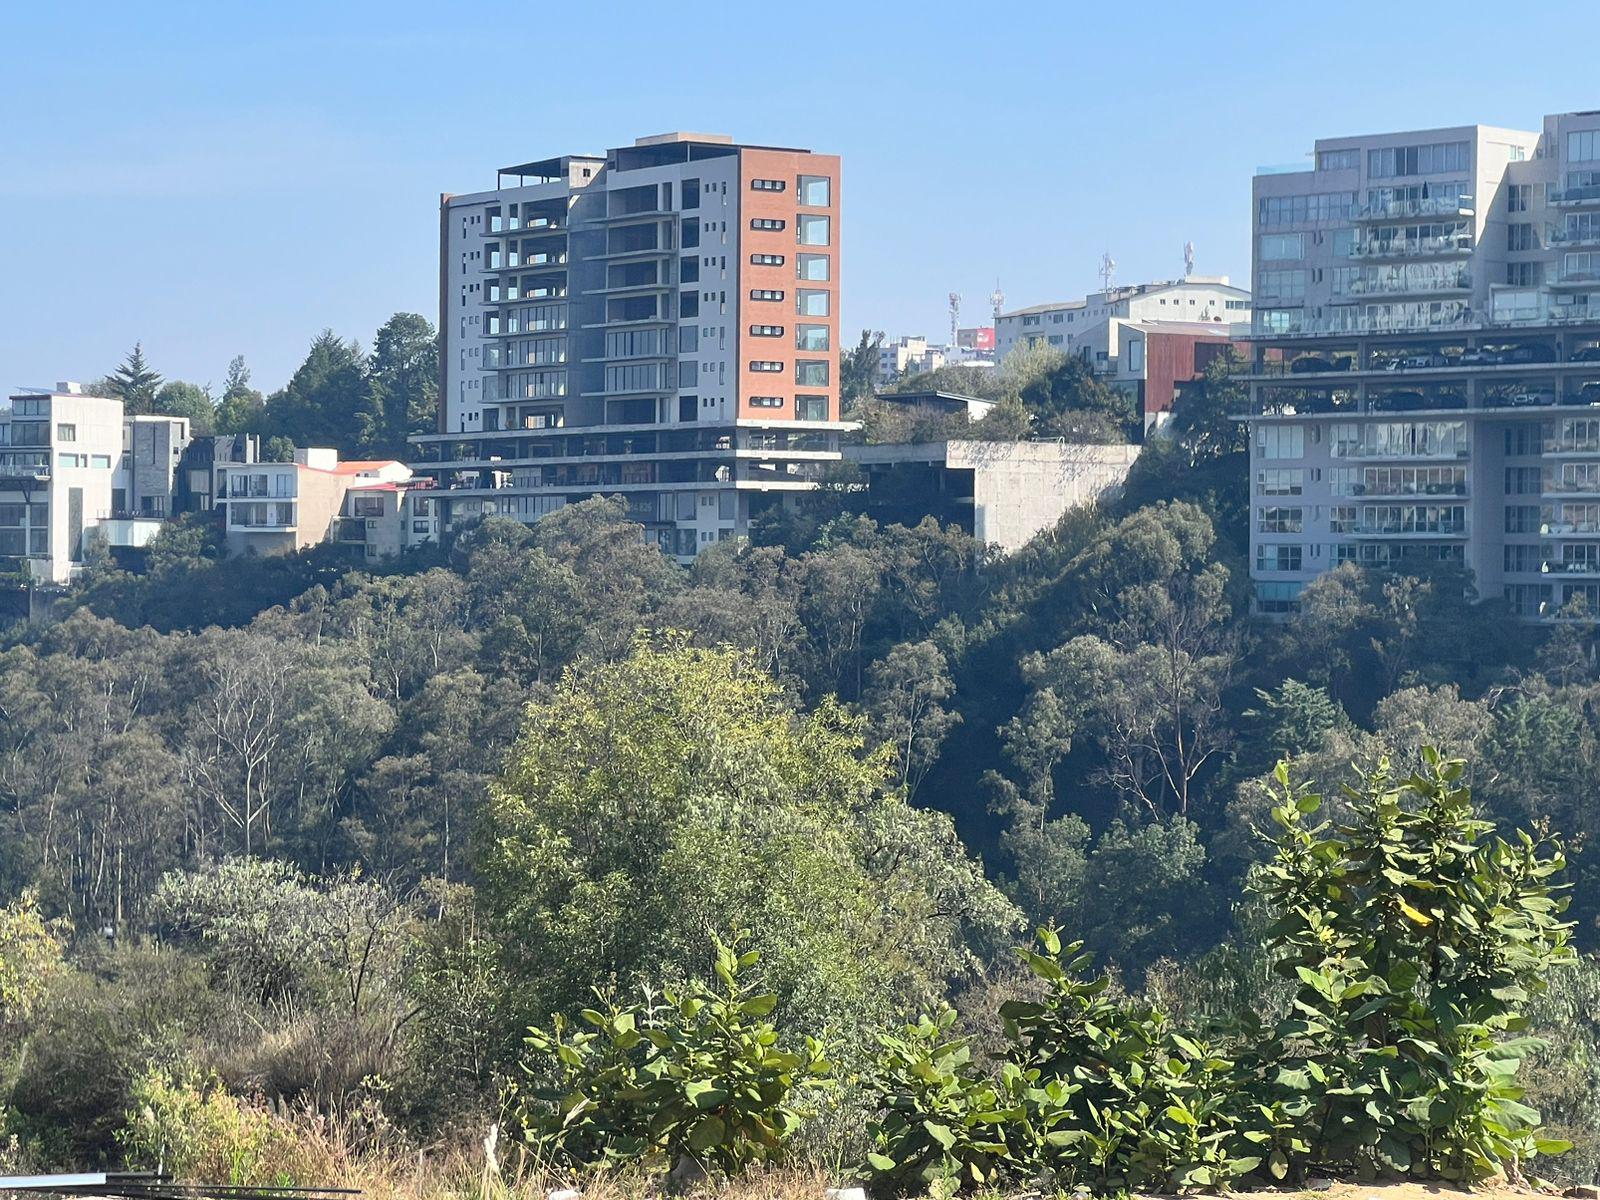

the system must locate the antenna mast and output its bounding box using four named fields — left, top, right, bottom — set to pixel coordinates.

left=1099, top=252, right=1117, bottom=292
left=989, top=280, right=1005, bottom=322
left=1184, top=240, right=1196, bottom=278
left=948, top=292, right=961, bottom=348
